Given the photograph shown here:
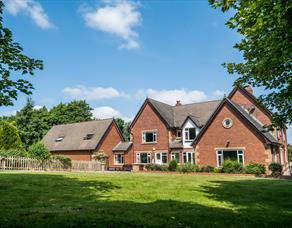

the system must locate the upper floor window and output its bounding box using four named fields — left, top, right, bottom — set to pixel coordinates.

left=177, top=130, right=182, bottom=138
left=142, top=131, right=157, bottom=144
left=185, top=128, right=196, bottom=141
